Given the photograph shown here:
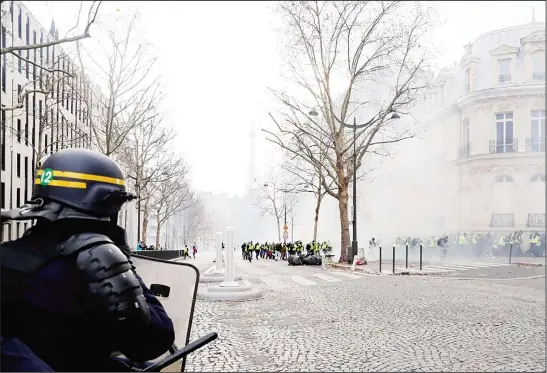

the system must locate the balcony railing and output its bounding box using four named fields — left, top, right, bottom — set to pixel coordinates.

left=527, top=213, right=545, bottom=228
left=498, top=74, right=511, bottom=84
left=458, top=143, right=471, bottom=158
left=489, top=138, right=518, bottom=154
left=490, top=214, right=514, bottom=228
left=525, top=137, right=545, bottom=152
